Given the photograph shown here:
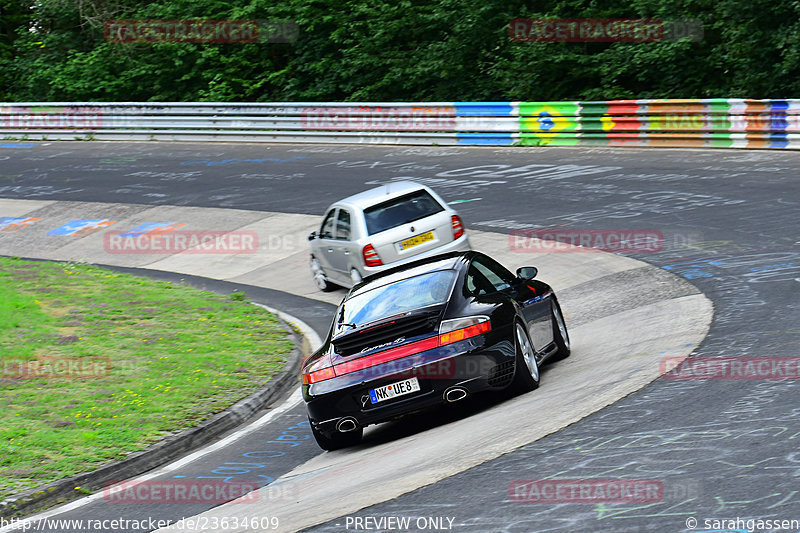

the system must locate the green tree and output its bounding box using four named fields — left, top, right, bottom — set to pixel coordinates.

left=2, top=0, right=799, bottom=102
left=0, top=0, right=34, bottom=100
